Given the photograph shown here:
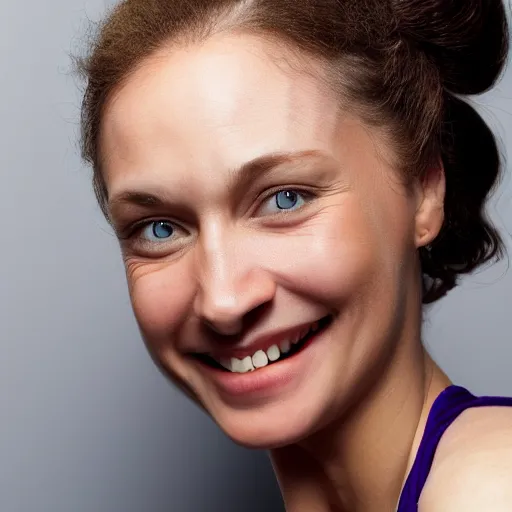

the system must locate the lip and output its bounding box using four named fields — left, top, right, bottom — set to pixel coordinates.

left=194, top=317, right=332, bottom=399
left=199, top=319, right=321, bottom=360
